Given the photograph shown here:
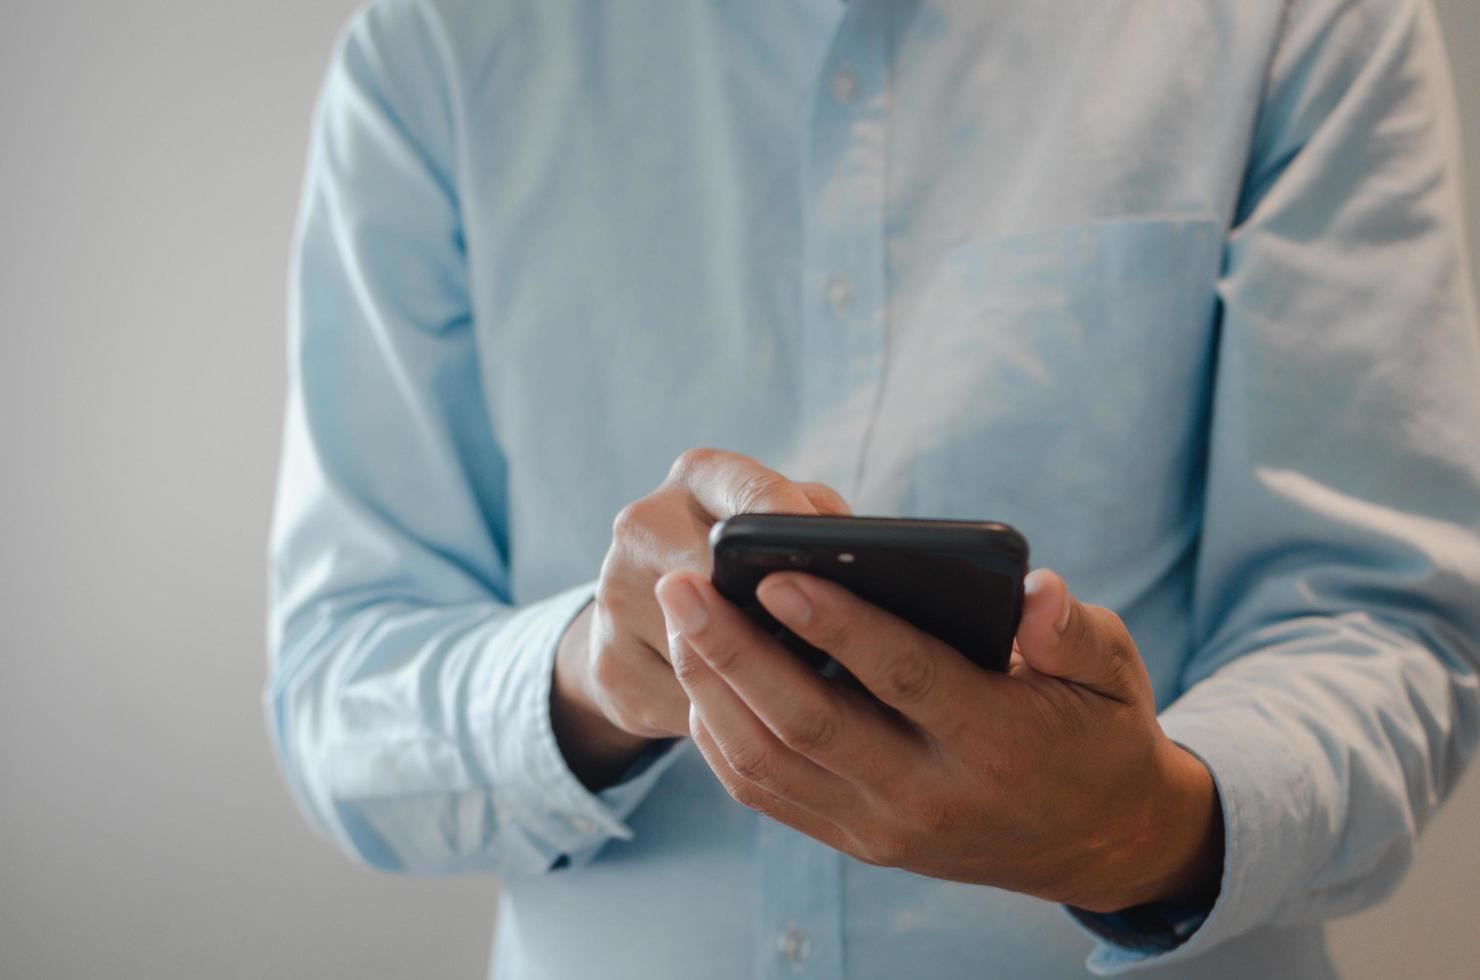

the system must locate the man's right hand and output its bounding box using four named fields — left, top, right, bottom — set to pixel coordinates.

left=551, top=448, right=850, bottom=789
